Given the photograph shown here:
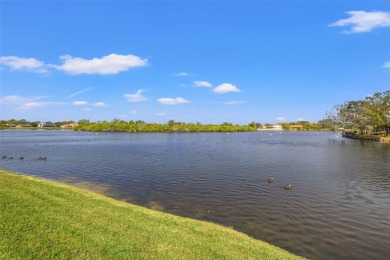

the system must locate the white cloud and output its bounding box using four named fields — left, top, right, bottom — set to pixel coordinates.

left=225, top=101, right=246, bottom=105
left=157, top=97, right=190, bottom=105
left=57, top=53, right=148, bottom=75
left=297, top=118, right=308, bottom=122
left=19, top=102, right=44, bottom=110
left=93, top=102, right=107, bottom=107
left=1, top=95, right=30, bottom=104
left=82, top=108, right=93, bottom=111
left=384, top=61, right=390, bottom=68
left=172, top=72, right=189, bottom=77
left=212, top=83, right=241, bottom=94
left=131, top=110, right=137, bottom=114
left=0, top=56, right=47, bottom=73
left=193, top=81, right=213, bottom=88
left=123, top=90, right=149, bottom=102
left=1, top=95, right=51, bottom=105
left=276, top=117, right=286, bottom=122
left=73, top=101, right=88, bottom=106
left=20, top=101, right=68, bottom=110
left=1, top=95, right=69, bottom=109
left=330, top=11, right=390, bottom=33
left=72, top=100, right=106, bottom=107
left=1, top=54, right=147, bottom=75
left=157, top=112, right=166, bottom=116
left=68, top=88, right=91, bottom=98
